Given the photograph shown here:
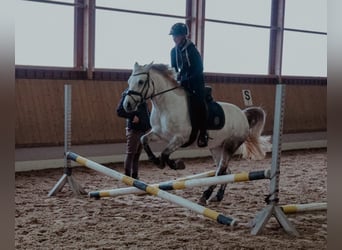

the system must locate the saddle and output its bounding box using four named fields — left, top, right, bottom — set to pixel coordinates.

left=181, top=86, right=225, bottom=147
